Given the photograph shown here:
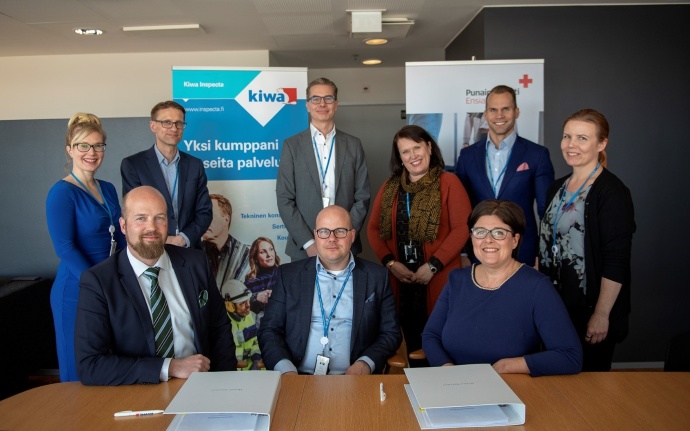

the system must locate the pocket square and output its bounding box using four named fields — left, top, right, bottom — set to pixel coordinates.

left=198, top=290, right=208, bottom=308
left=365, top=292, right=376, bottom=303
left=516, top=162, right=530, bottom=172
